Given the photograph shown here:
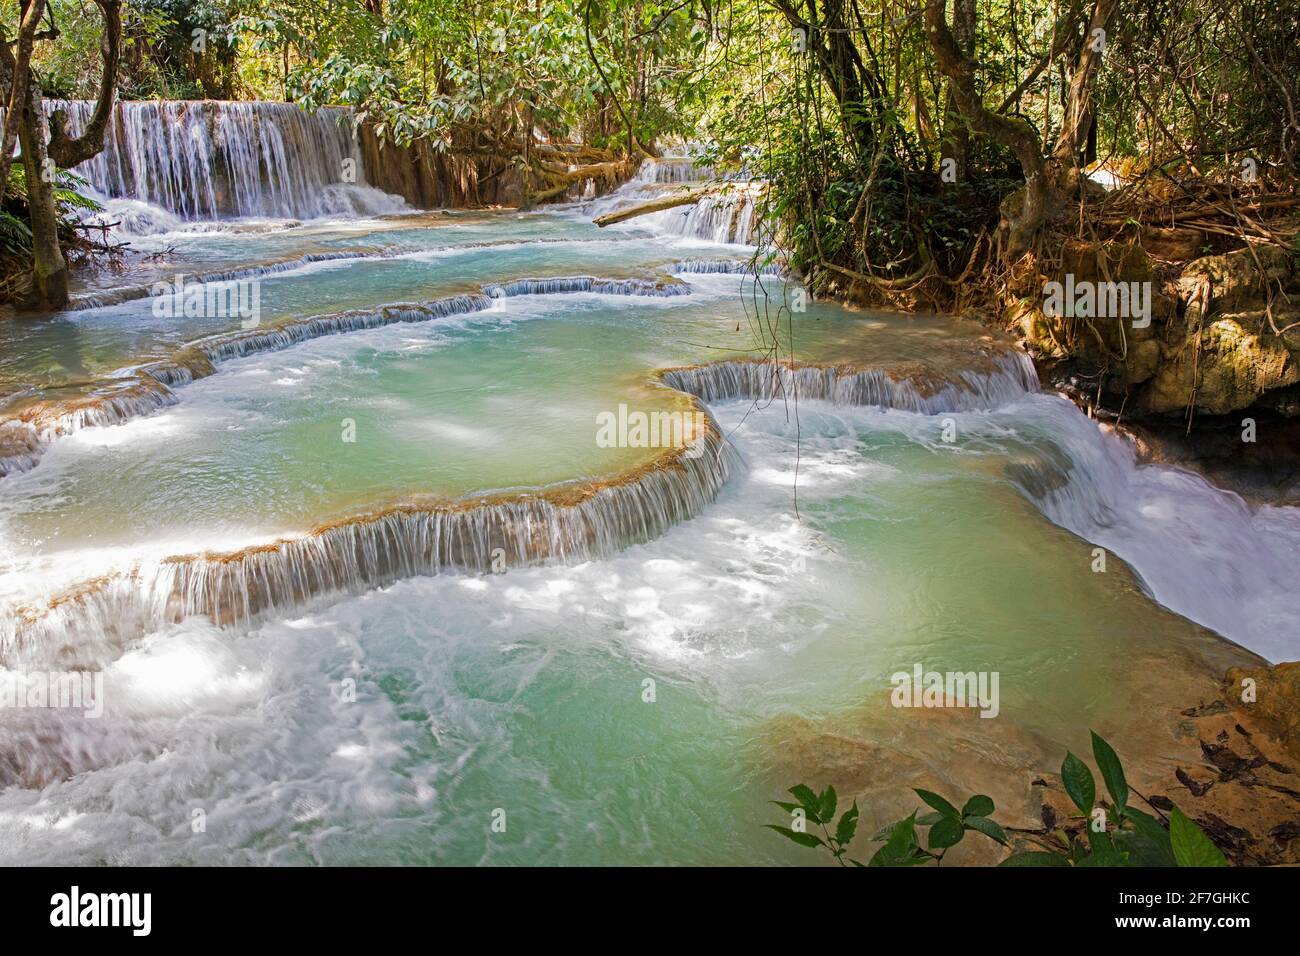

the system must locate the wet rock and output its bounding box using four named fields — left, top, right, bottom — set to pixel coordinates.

left=1144, top=314, right=1300, bottom=416
left=1176, top=767, right=1215, bottom=797
left=1141, top=226, right=1207, bottom=261
left=1182, top=245, right=1296, bottom=313
left=1223, top=661, right=1300, bottom=751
